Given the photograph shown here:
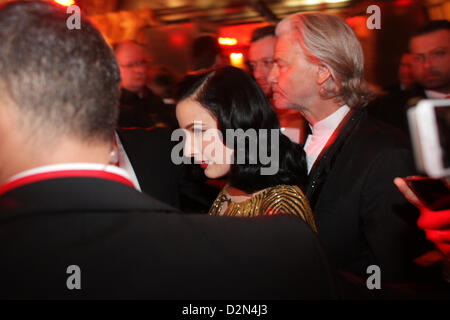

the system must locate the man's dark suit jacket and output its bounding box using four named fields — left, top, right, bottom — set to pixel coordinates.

left=117, top=128, right=225, bottom=213
left=306, top=108, right=431, bottom=282
left=368, top=85, right=427, bottom=136
left=0, top=176, right=337, bottom=299
left=117, top=128, right=181, bottom=208
left=119, top=87, right=177, bottom=129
